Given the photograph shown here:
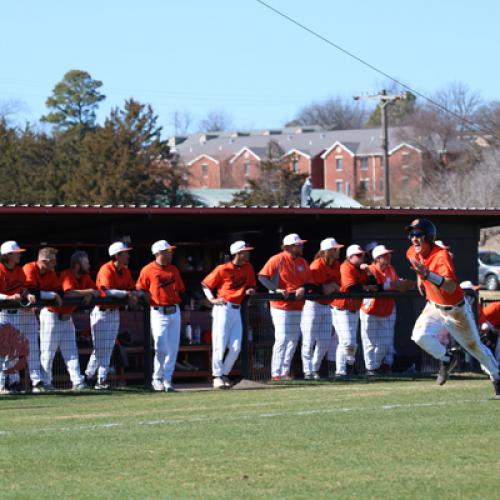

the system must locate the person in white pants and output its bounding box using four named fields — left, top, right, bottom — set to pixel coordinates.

left=0, top=240, right=38, bottom=393
left=406, top=218, right=500, bottom=398
left=360, top=245, right=414, bottom=375
left=202, top=240, right=256, bottom=389
left=258, top=233, right=312, bottom=380
left=301, top=237, right=344, bottom=380
left=86, top=241, right=138, bottom=390
left=40, top=250, right=99, bottom=390
left=136, top=240, right=185, bottom=393
left=331, top=244, right=377, bottom=378
left=478, top=298, right=500, bottom=363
